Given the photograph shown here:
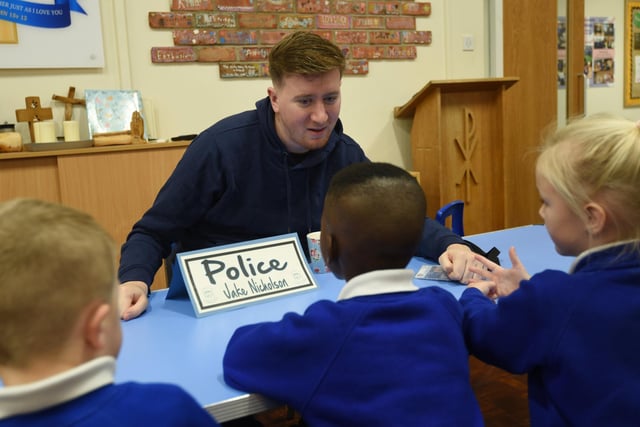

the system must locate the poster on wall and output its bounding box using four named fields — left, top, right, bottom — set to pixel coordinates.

left=557, top=17, right=567, bottom=89
left=584, top=17, right=615, bottom=87
left=0, top=0, right=104, bottom=68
